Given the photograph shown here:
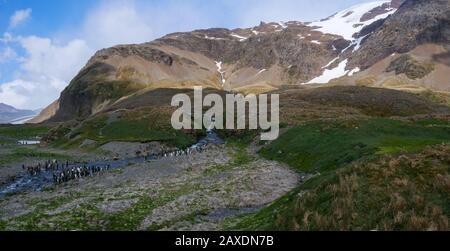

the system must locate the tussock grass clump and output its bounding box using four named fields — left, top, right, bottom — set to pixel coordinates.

left=274, top=144, right=450, bottom=231
left=236, top=144, right=450, bottom=231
